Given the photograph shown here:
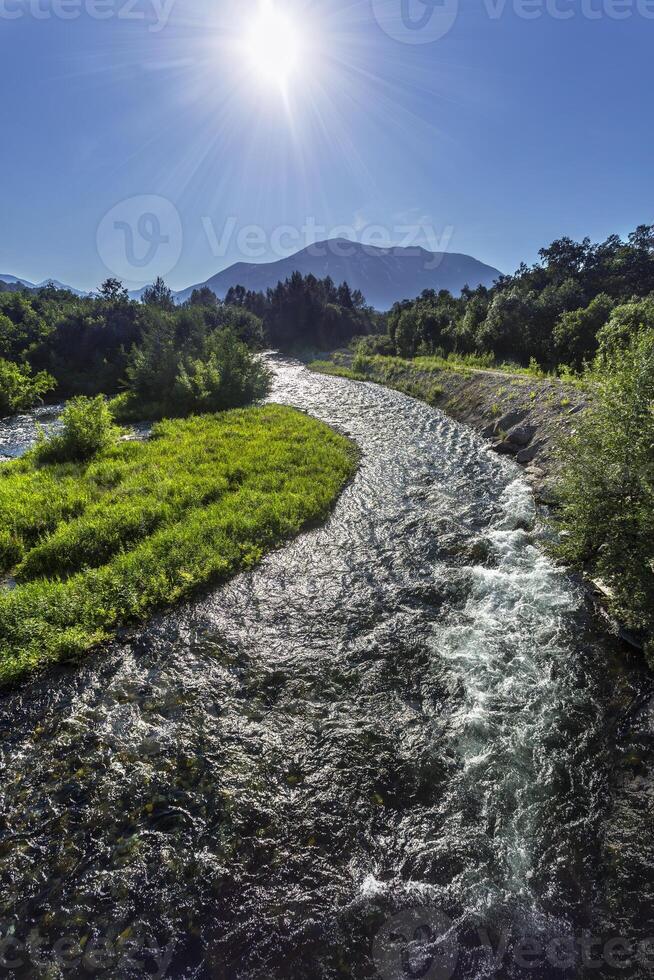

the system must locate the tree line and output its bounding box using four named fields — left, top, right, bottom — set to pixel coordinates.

left=0, top=271, right=374, bottom=417
left=383, top=224, right=654, bottom=371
